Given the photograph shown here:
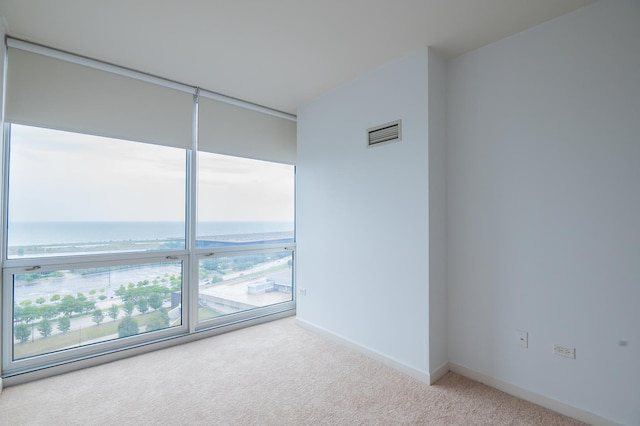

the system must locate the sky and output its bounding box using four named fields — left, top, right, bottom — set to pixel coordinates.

left=8, top=124, right=295, bottom=223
